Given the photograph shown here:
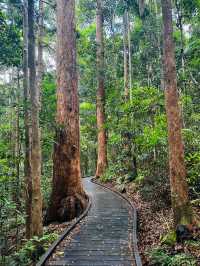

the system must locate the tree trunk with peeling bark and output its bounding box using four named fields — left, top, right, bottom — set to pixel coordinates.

left=161, top=0, right=193, bottom=227
left=45, top=0, right=87, bottom=224
left=28, top=0, right=43, bottom=236
left=95, top=0, right=107, bottom=178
